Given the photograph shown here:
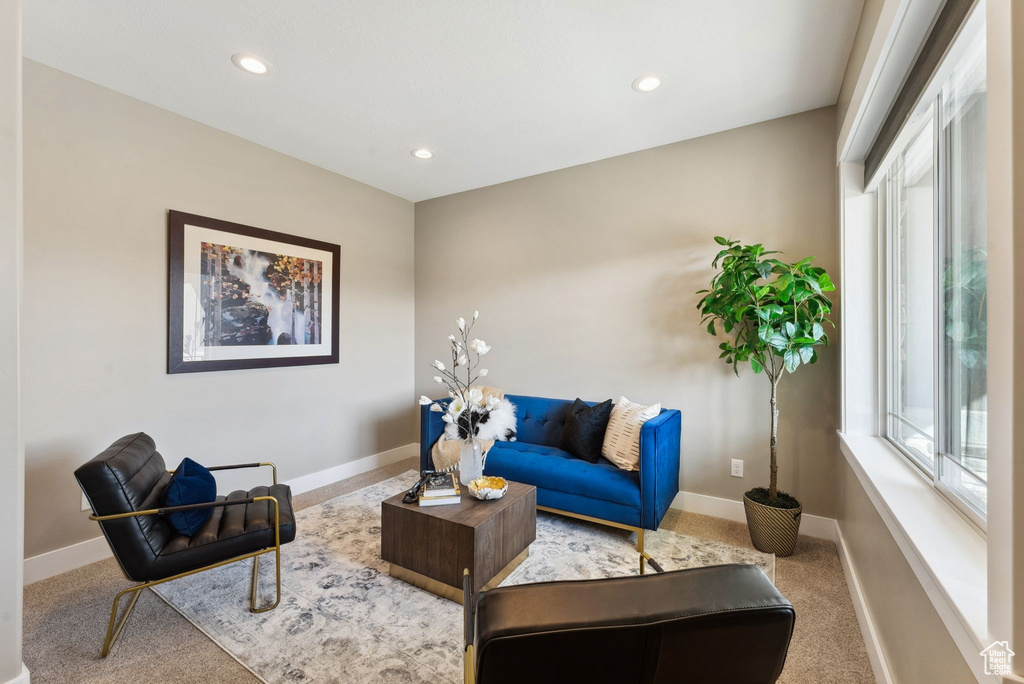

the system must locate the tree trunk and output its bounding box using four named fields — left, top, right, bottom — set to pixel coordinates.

left=769, top=379, right=779, bottom=499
